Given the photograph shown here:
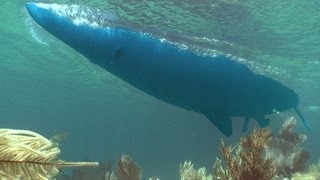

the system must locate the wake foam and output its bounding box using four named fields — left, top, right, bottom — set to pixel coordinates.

left=25, top=11, right=50, bottom=45
left=34, top=3, right=118, bottom=28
